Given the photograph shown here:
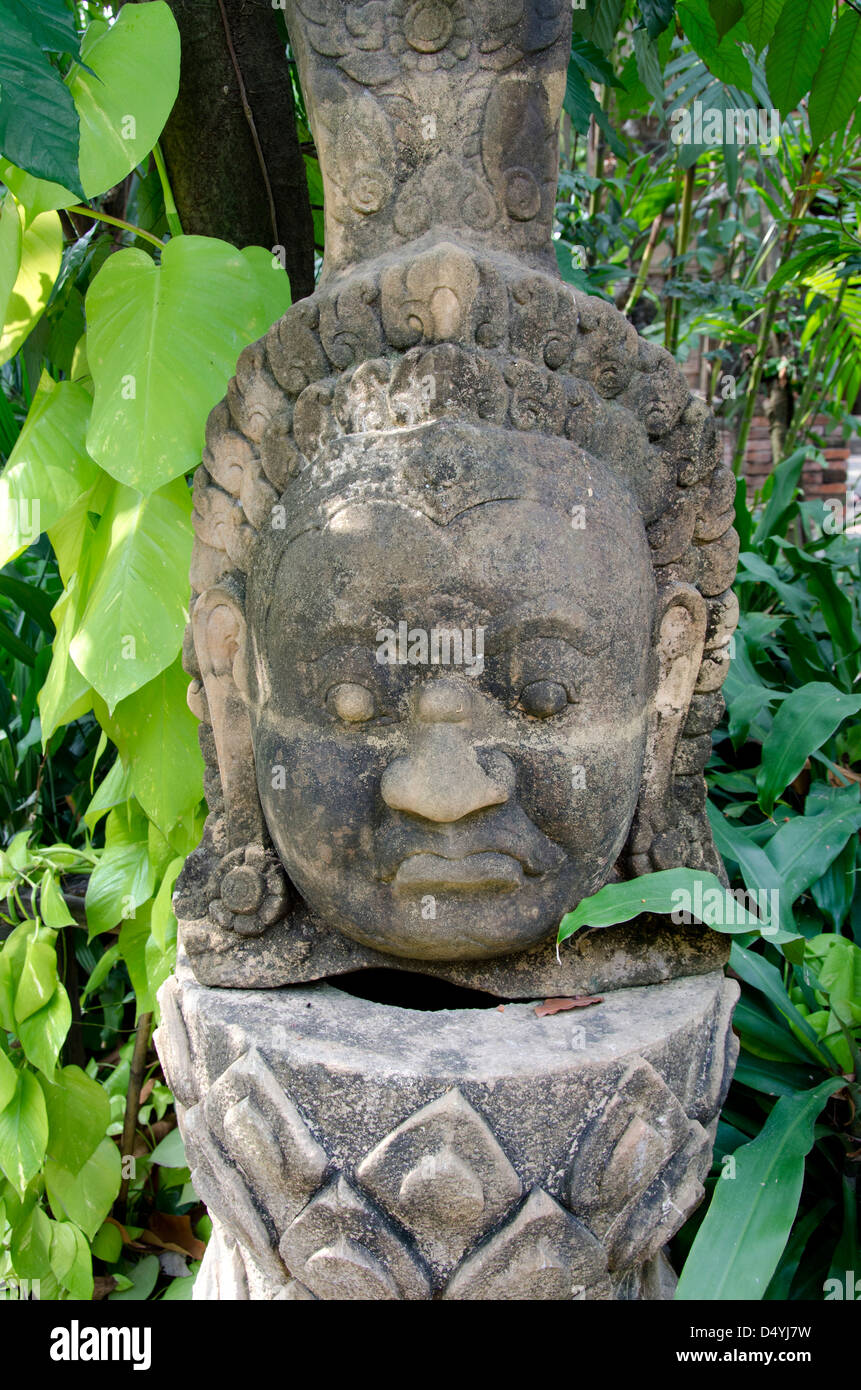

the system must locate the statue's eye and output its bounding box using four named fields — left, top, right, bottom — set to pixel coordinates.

left=327, top=682, right=376, bottom=723
left=518, top=680, right=569, bottom=718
